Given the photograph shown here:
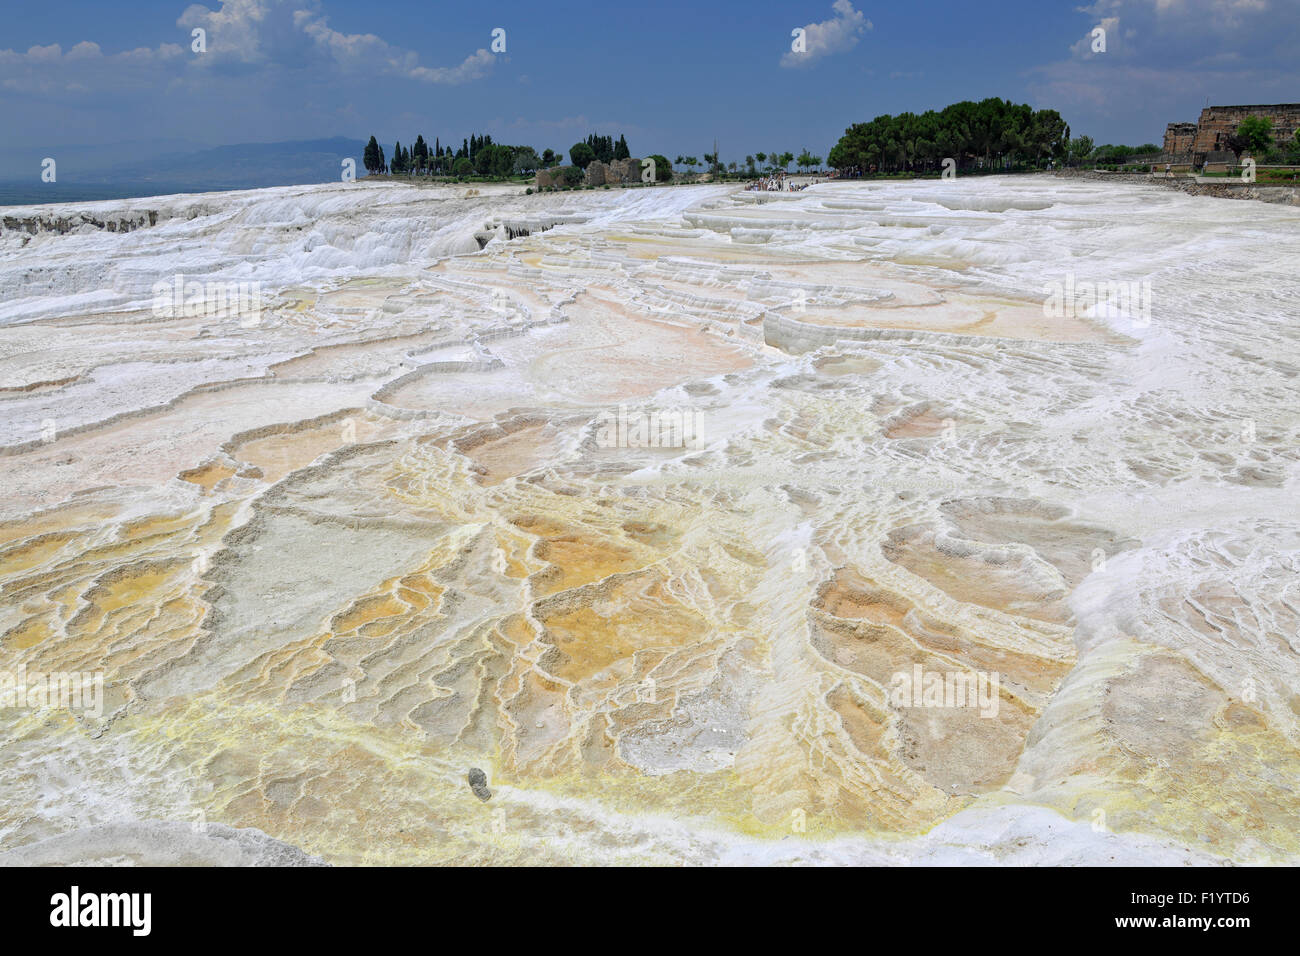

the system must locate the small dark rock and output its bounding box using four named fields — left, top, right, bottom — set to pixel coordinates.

left=468, top=767, right=492, bottom=801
